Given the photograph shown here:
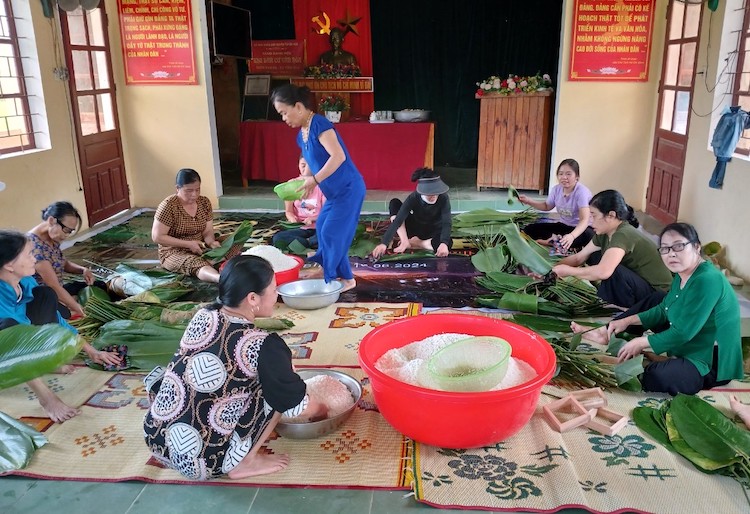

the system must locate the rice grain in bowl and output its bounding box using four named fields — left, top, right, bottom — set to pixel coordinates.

left=276, top=369, right=362, bottom=439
